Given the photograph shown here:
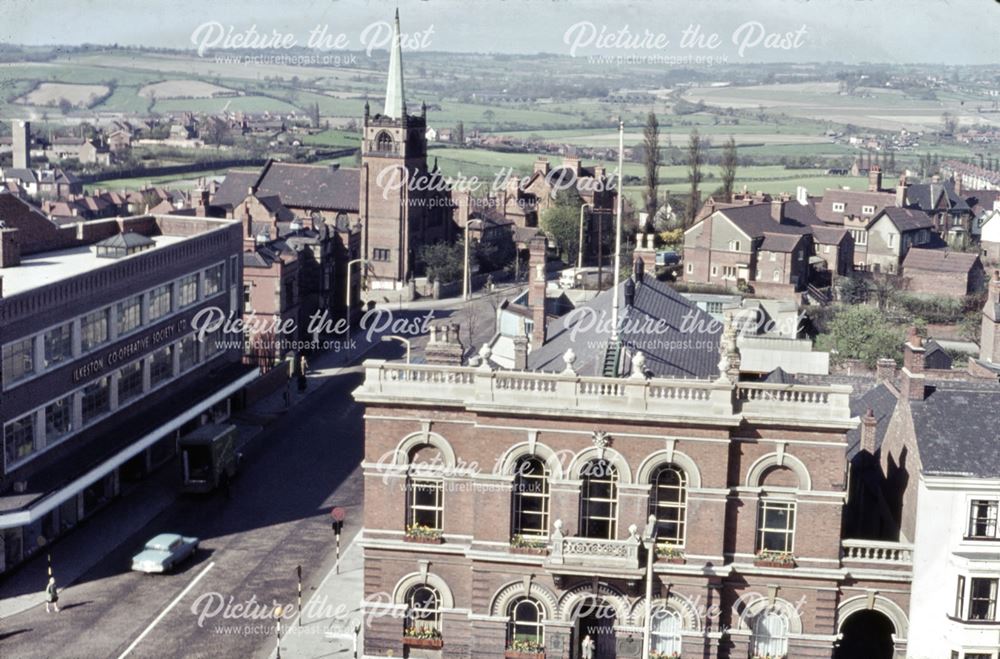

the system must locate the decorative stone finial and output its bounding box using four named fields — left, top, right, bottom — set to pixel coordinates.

left=630, top=350, right=647, bottom=379
left=478, top=344, right=493, bottom=370
left=562, top=348, right=577, bottom=375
